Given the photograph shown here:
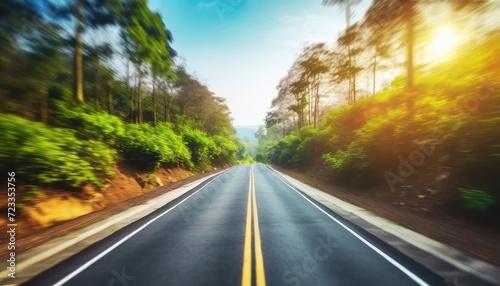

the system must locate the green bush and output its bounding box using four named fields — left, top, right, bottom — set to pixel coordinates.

left=117, top=123, right=191, bottom=170
left=255, top=141, right=276, bottom=163
left=212, top=135, right=238, bottom=166
left=178, top=126, right=218, bottom=171
left=0, top=114, right=115, bottom=188
left=64, top=112, right=125, bottom=144
left=152, top=123, right=194, bottom=167
left=459, top=188, right=495, bottom=211
left=322, top=142, right=368, bottom=172
left=268, top=127, right=317, bottom=166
